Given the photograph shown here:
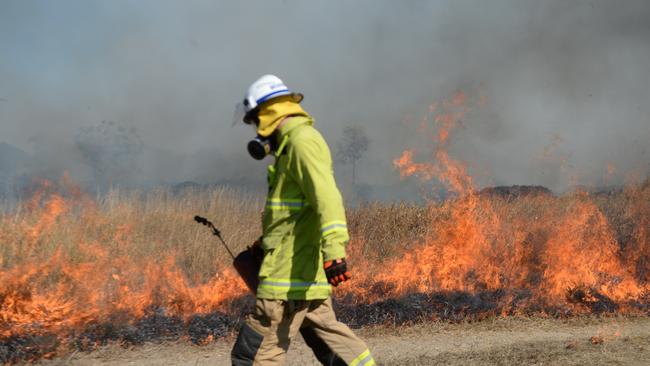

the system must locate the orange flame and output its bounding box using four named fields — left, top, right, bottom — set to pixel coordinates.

left=0, top=181, right=248, bottom=346
left=347, top=90, right=648, bottom=314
